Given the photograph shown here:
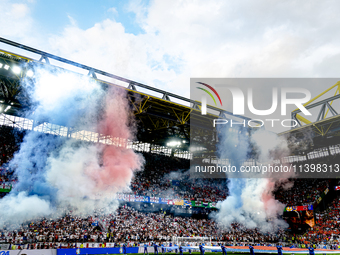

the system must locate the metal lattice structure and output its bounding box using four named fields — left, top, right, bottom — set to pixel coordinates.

left=2, top=38, right=340, bottom=163
left=279, top=81, right=340, bottom=155
left=0, top=37, right=256, bottom=157
left=281, top=82, right=340, bottom=138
